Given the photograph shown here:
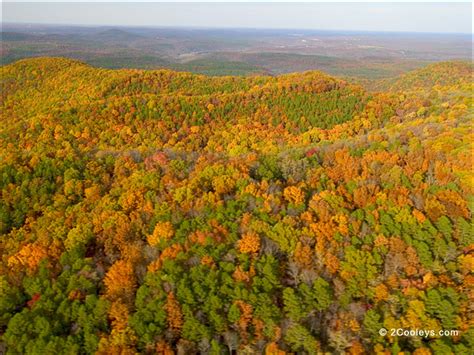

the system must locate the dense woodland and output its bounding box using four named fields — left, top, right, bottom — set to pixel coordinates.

left=0, top=58, right=473, bottom=354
